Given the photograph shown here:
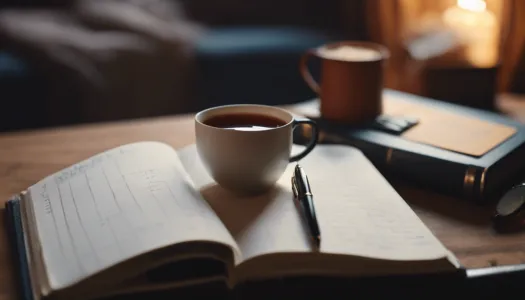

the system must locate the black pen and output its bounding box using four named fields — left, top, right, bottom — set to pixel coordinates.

left=292, top=164, right=321, bottom=249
